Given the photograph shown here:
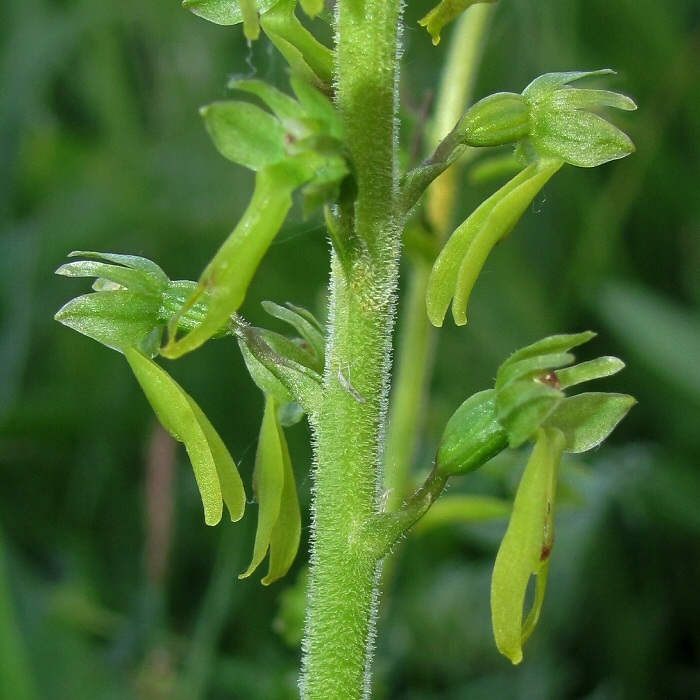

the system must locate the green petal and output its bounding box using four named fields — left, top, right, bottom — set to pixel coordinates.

left=124, top=349, right=245, bottom=525
left=498, top=331, right=595, bottom=372
left=495, top=381, right=563, bottom=448
left=66, top=251, right=169, bottom=288
left=491, top=427, right=564, bottom=664
left=240, top=395, right=285, bottom=580
left=523, top=69, right=615, bottom=100
left=556, top=356, right=625, bottom=389
left=56, top=260, right=166, bottom=296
